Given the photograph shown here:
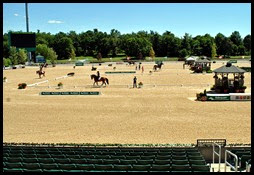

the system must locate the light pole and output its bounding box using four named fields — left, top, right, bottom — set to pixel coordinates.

left=25, top=3, right=29, bottom=32
left=25, top=3, right=32, bottom=65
